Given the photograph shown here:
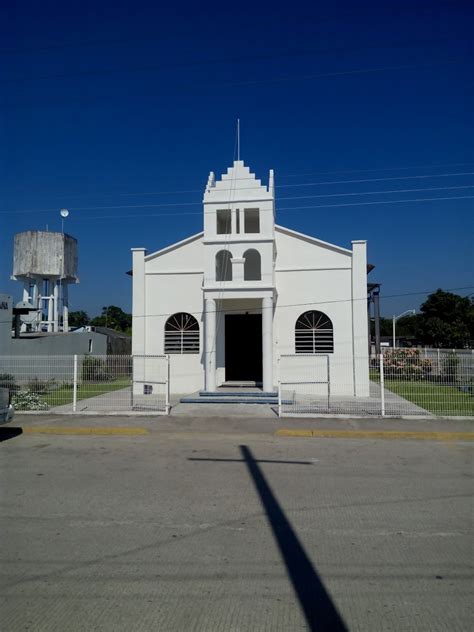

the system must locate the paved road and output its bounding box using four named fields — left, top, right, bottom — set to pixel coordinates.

left=1, top=417, right=472, bottom=631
